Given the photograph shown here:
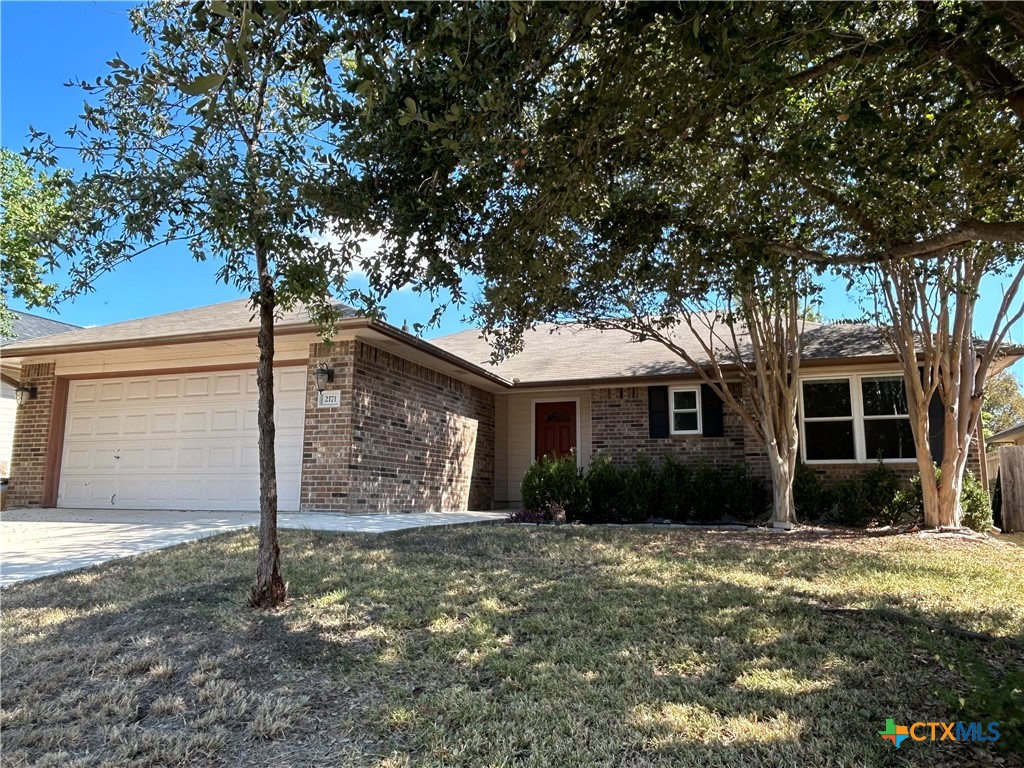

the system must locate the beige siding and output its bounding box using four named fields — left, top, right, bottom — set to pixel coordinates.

left=0, top=381, right=15, bottom=477
left=494, top=395, right=510, bottom=505
left=38, top=334, right=322, bottom=378
left=504, top=389, right=592, bottom=506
